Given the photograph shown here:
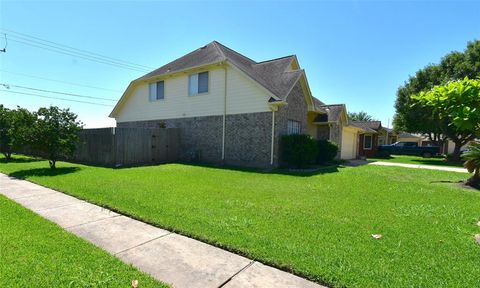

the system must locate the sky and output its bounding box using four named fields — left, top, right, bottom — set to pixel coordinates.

left=0, top=0, right=479, bottom=128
